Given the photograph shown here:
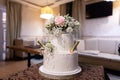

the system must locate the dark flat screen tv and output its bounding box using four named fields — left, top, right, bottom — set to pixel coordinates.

left=86, top=1, right=113, bottom=19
